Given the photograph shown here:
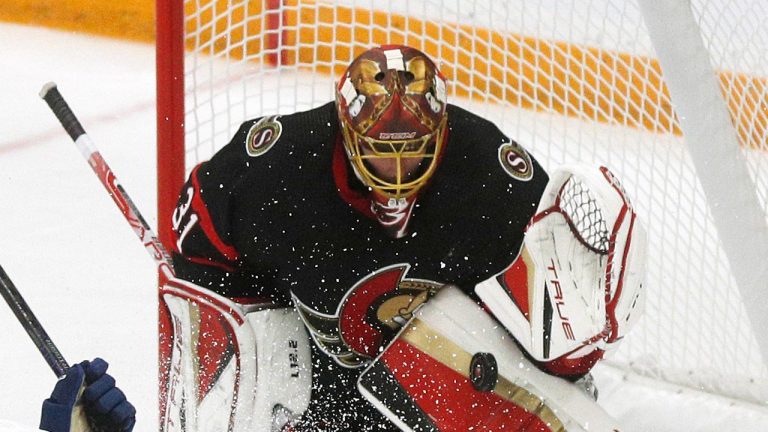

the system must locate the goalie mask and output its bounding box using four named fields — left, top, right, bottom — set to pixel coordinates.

left=335, top=45, right=448, bottom=199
